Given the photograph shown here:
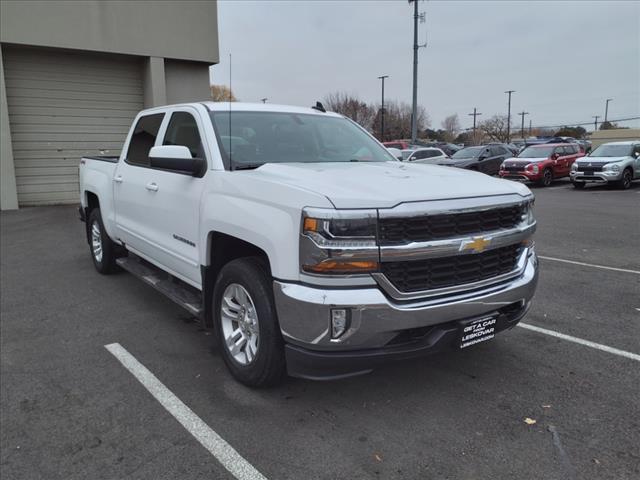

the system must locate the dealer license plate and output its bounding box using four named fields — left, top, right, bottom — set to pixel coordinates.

left=459, top=315, right=497, bottom=349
